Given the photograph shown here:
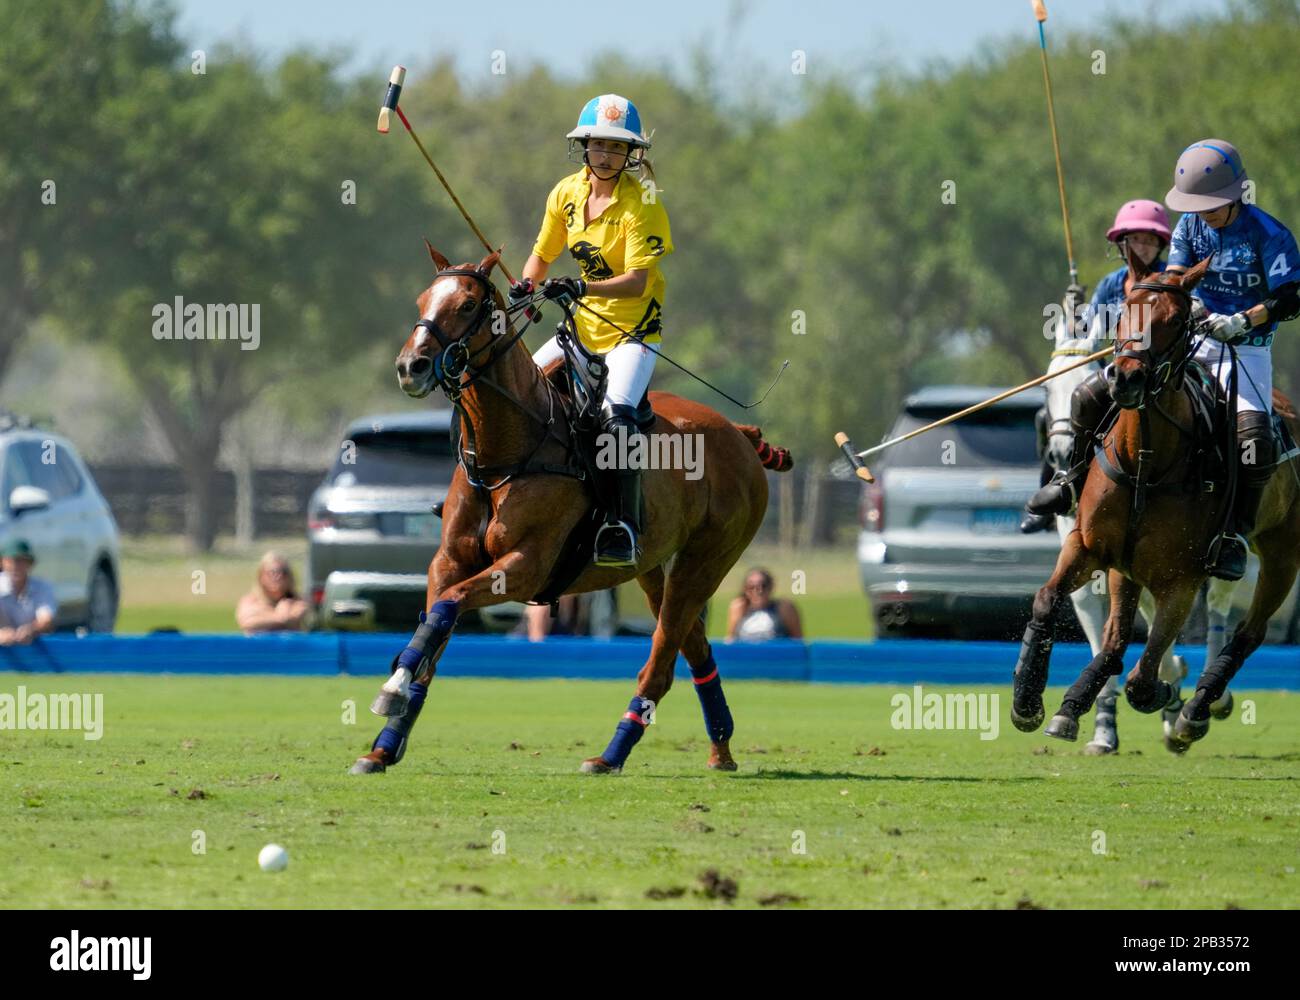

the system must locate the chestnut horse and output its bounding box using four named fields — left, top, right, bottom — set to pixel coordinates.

left=350, top=245, right=792, bottom=775
left=1011, top=254, right=1300, bottom=748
